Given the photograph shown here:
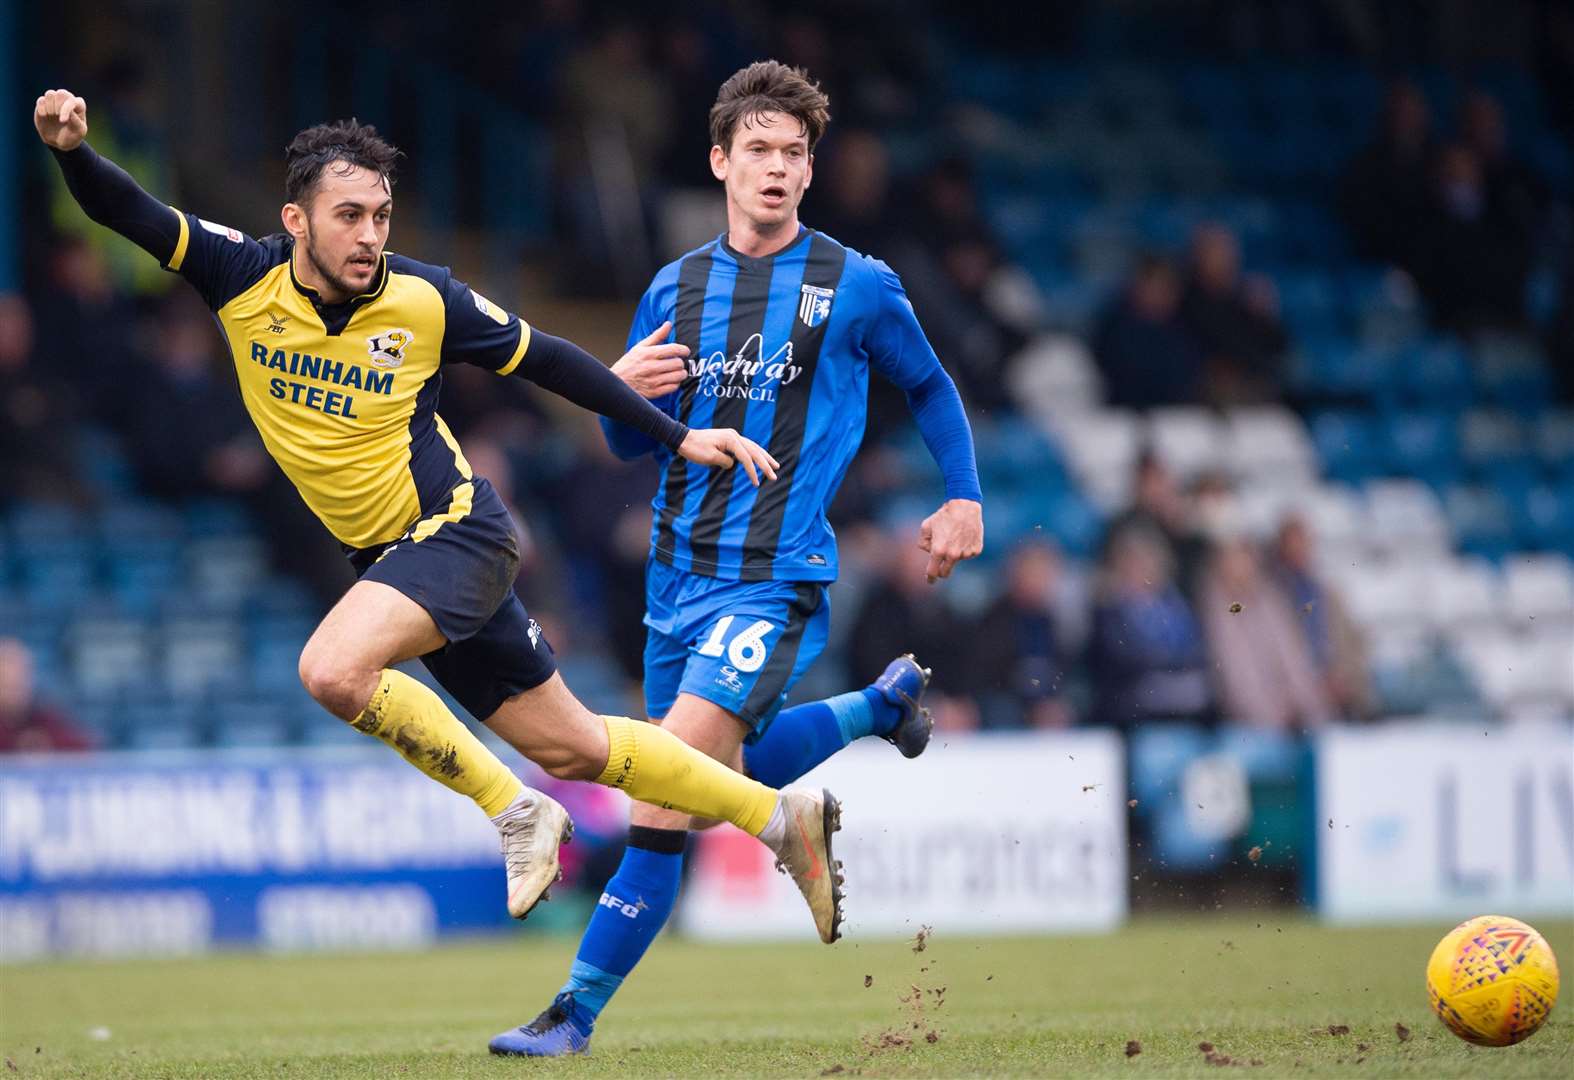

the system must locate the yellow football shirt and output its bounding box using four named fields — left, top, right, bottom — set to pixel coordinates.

left=163, top=209, right=529, bottom=549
